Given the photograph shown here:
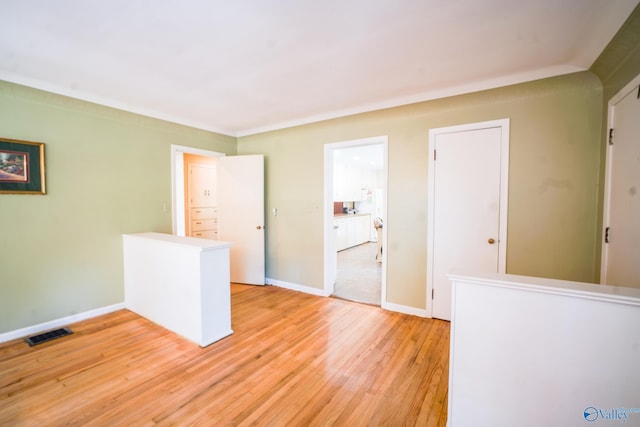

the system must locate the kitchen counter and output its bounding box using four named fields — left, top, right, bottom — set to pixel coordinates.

left=334, top=213, right=372, bottom=251
left=334, top=212, right=372, bottom=218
